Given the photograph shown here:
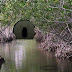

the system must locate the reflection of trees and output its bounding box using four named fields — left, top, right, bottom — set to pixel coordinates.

left=0, top=40, right=26, bottom=71
left=56, top=59, right=72, bottom=72
left=15, top=41, right=26, bottom=70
